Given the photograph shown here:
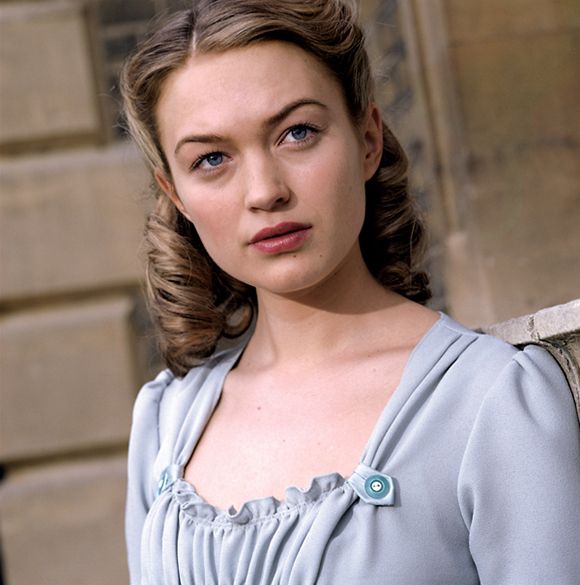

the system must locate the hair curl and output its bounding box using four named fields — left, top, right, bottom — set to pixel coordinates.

left=121, top=0, right=431, bottom=376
